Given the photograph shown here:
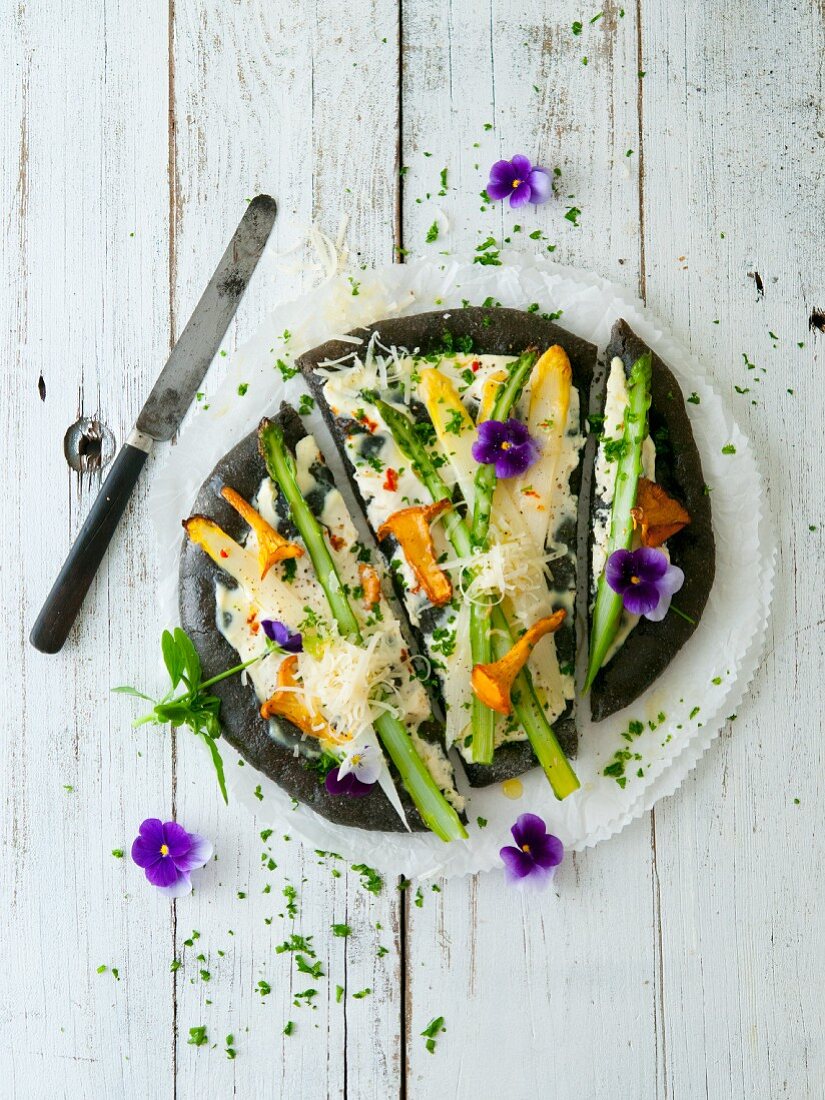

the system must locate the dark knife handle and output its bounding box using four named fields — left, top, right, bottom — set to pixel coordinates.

left=30, top=433, right=153, bottom=654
